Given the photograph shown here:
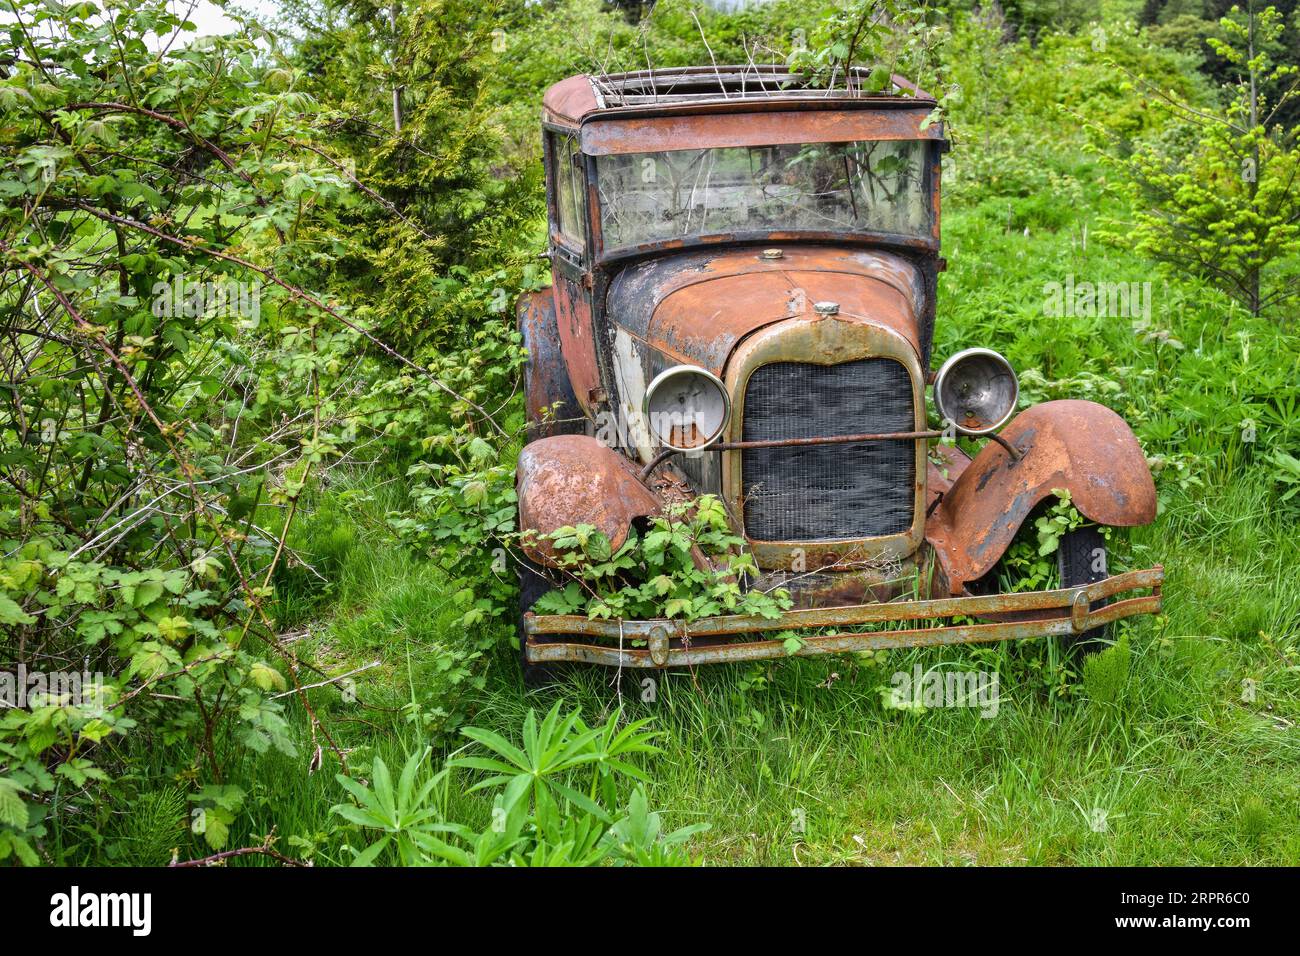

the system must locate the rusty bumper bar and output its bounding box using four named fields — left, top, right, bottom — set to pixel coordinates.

left=523, top=567, right=1163, bottom=667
